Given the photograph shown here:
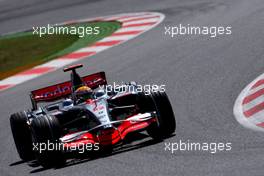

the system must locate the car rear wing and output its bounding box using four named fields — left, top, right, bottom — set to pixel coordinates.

left=30, top=72, right=107, bottom=110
